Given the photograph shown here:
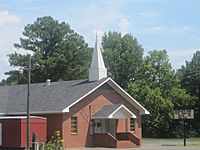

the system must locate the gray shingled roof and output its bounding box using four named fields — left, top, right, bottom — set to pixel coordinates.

left=0, top=78, right=108, bottom=114
left=92, top=104, right=122, bottom=118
